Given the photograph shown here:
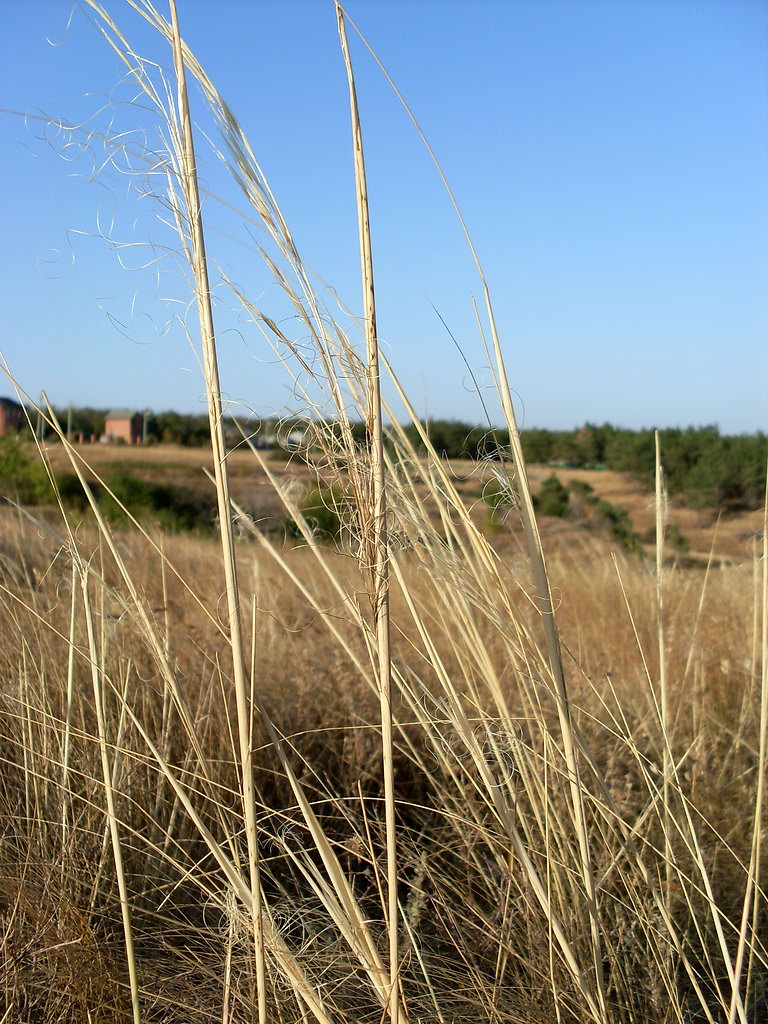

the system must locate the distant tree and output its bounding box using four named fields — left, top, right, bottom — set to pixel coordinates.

left=535, top=475, right=570, bottom=518
left=402, top=420, right=506, bottom=460
left=521, top=429, right=556, bottom=464
left=573, top=423, right=611, bottom=465
left=0, top=436, right=50, bottom=504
